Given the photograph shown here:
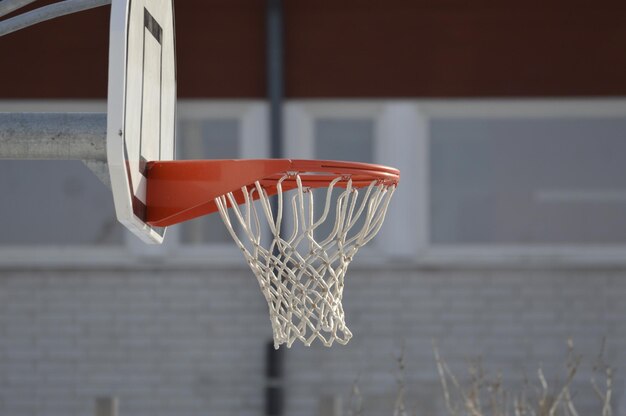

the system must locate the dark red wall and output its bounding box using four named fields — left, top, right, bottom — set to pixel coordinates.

left=284, top=0, right=626, bottom=97
left=1, top=0, right=625, bottom=98
left=0, top=0, right=110, bottom=98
